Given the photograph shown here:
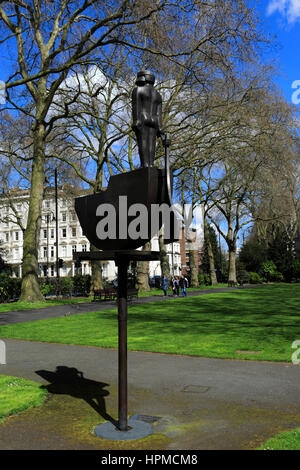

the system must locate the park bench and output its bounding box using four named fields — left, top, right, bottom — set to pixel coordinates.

left=127, top=288, right=138, bottom=301
left=93, top=288, right=117, bottom=301
left=93, top=287, right=138, bottom=301
left=228, top=280, right=238, bottom=288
